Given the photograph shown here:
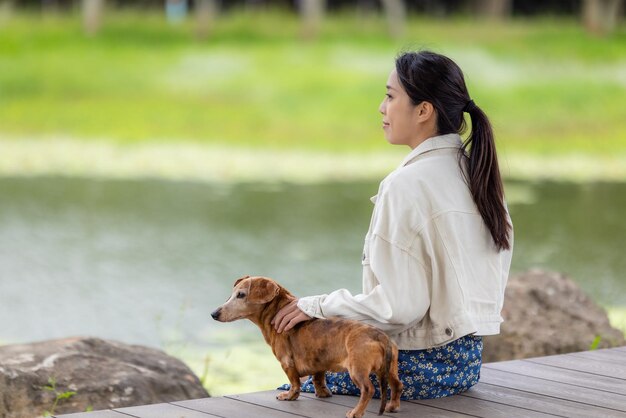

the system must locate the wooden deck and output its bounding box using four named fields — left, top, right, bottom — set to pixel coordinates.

left=56, top=346, right=626, bottom=418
